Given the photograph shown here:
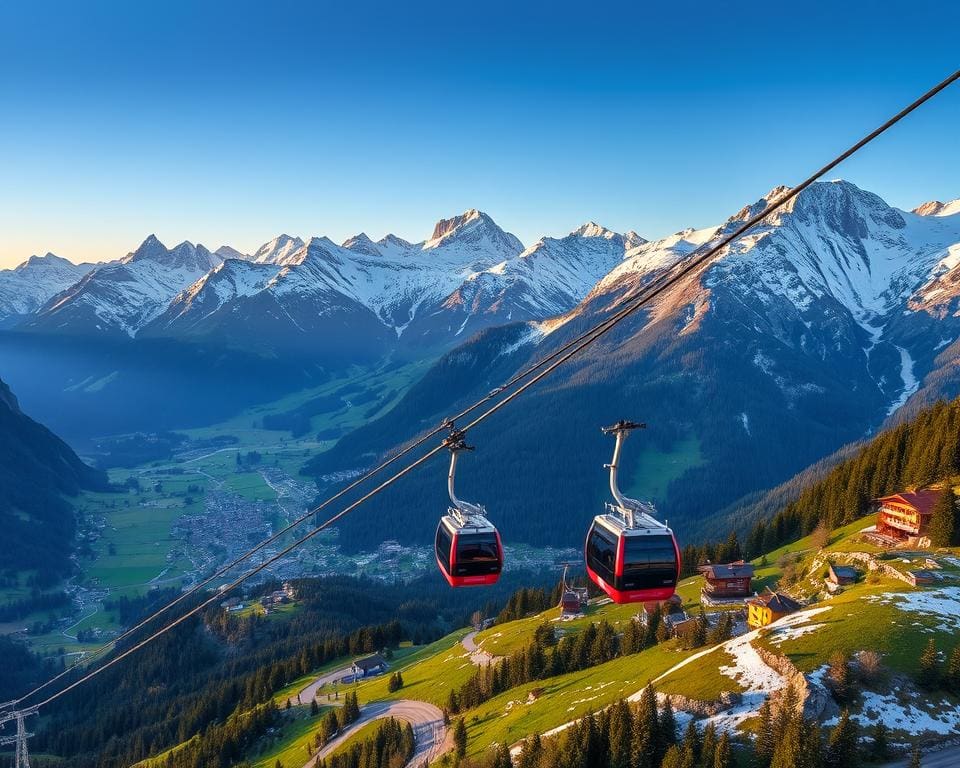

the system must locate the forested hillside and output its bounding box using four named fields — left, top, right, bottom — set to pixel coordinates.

left=0, top=376, right=107, bottom=586
left=19, top=572, right=550, bottom=768
left=693, top=396, right=960, bottom=566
